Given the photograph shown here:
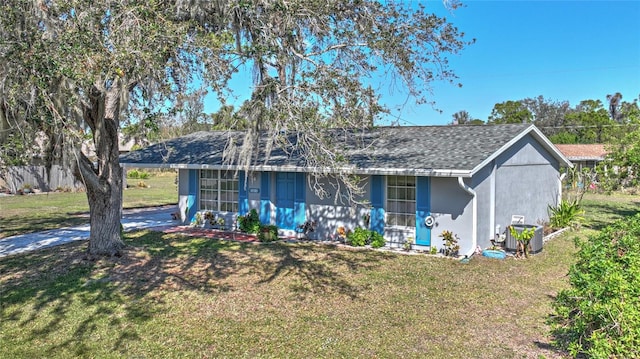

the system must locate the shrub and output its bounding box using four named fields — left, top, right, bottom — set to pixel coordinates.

left=238, top=209, right=261, bottom=234
left=548, top=199, right=584, bottom=229
left=439, top=230, right=460, bottom=256
left=127, top=169, right=150, bottom=179
left=258, top=225, right=279, bottom=242
left=127, top=169, right=140, bottom=178
left=346, top=227, right=369, bottom=247
left=549, top=214, right=640, bottom=358
left=370, top=231, right=385, bottom=248
left=345, top=228, right=386, bottom=248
